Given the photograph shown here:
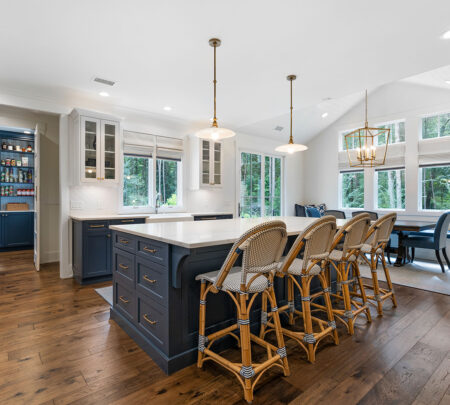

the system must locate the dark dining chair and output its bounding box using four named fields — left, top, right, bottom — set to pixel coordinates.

left=351, top=210, right=378, bottom=221
left=324, top=210, right=346, bottom=219
left=402, top=211, right=450, bottom=273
